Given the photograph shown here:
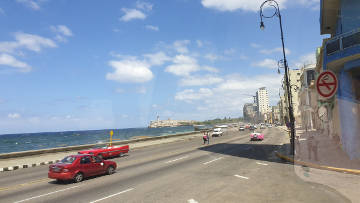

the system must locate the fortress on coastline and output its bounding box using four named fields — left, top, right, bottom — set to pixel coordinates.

left=148, top=116, right=195, bottom=128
